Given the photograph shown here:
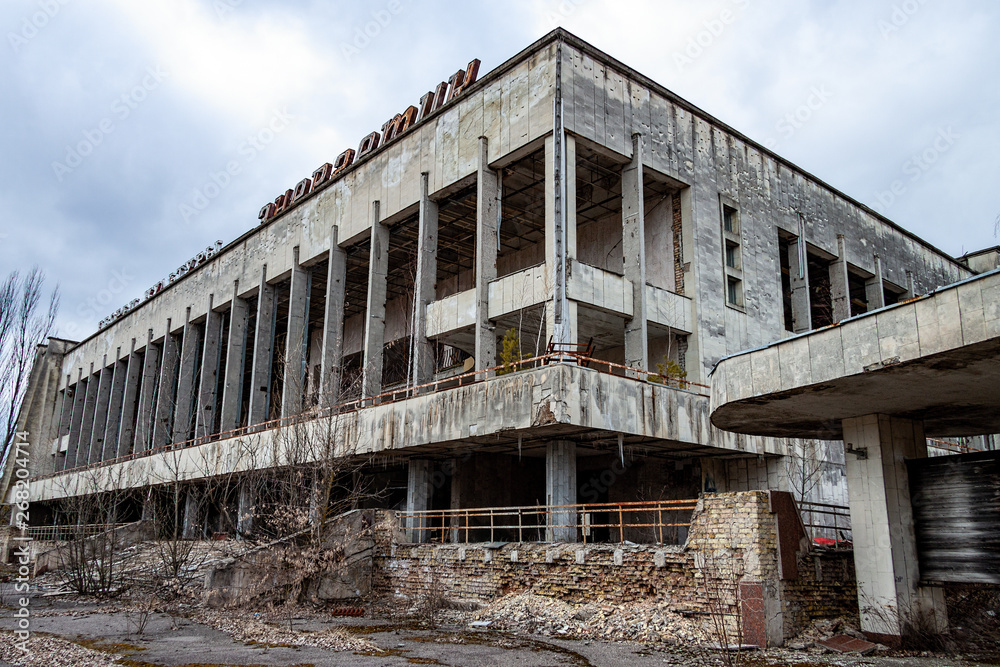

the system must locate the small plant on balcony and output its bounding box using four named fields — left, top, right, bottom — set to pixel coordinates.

left=497, top=328, right=523, bottom=376
left=648, top=357, right=688, bottom=389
